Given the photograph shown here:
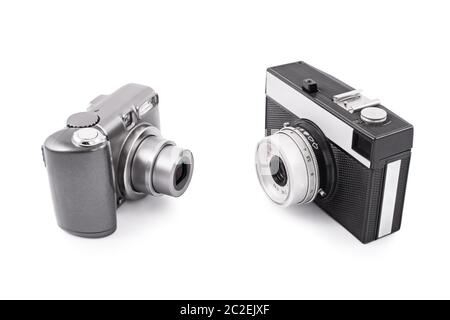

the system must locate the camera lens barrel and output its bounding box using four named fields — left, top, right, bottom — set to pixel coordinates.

left=149, top=144, right=193, bottom=197
left=255, top=127, right=319, bottom=206
left=255, top=120, right=335, bottom=207
left=131, top=134, right=194, bottom=198
left=117, top=124, right=194, bottom=201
